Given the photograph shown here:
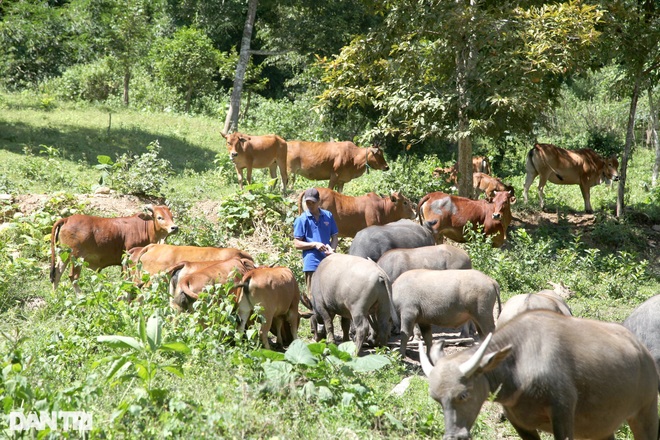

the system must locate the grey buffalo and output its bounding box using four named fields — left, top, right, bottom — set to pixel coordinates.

left=392, top=269, right=500, bottom=356
left=623, top=293, right=660, bottom=392
left=377, top=244, right=471, bottom=283
left=349, top=219, right=435, bottom=261
left=496, top=289, right=572, bottom=328
left=310, top=253, right=398, bottom=352
left=420, top=311, right=659, bottom=440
